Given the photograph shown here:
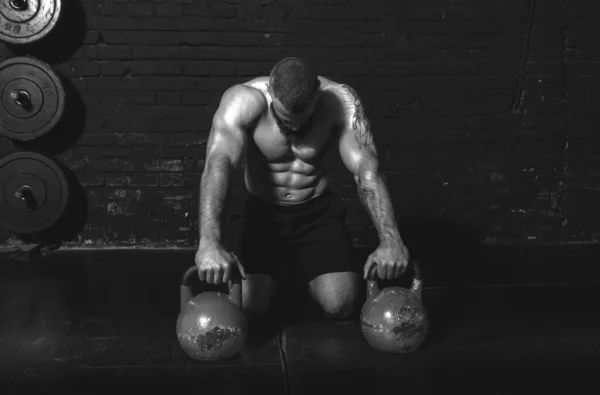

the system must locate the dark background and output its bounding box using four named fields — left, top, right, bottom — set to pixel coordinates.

left=0, top=0, right=598, bottom=250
